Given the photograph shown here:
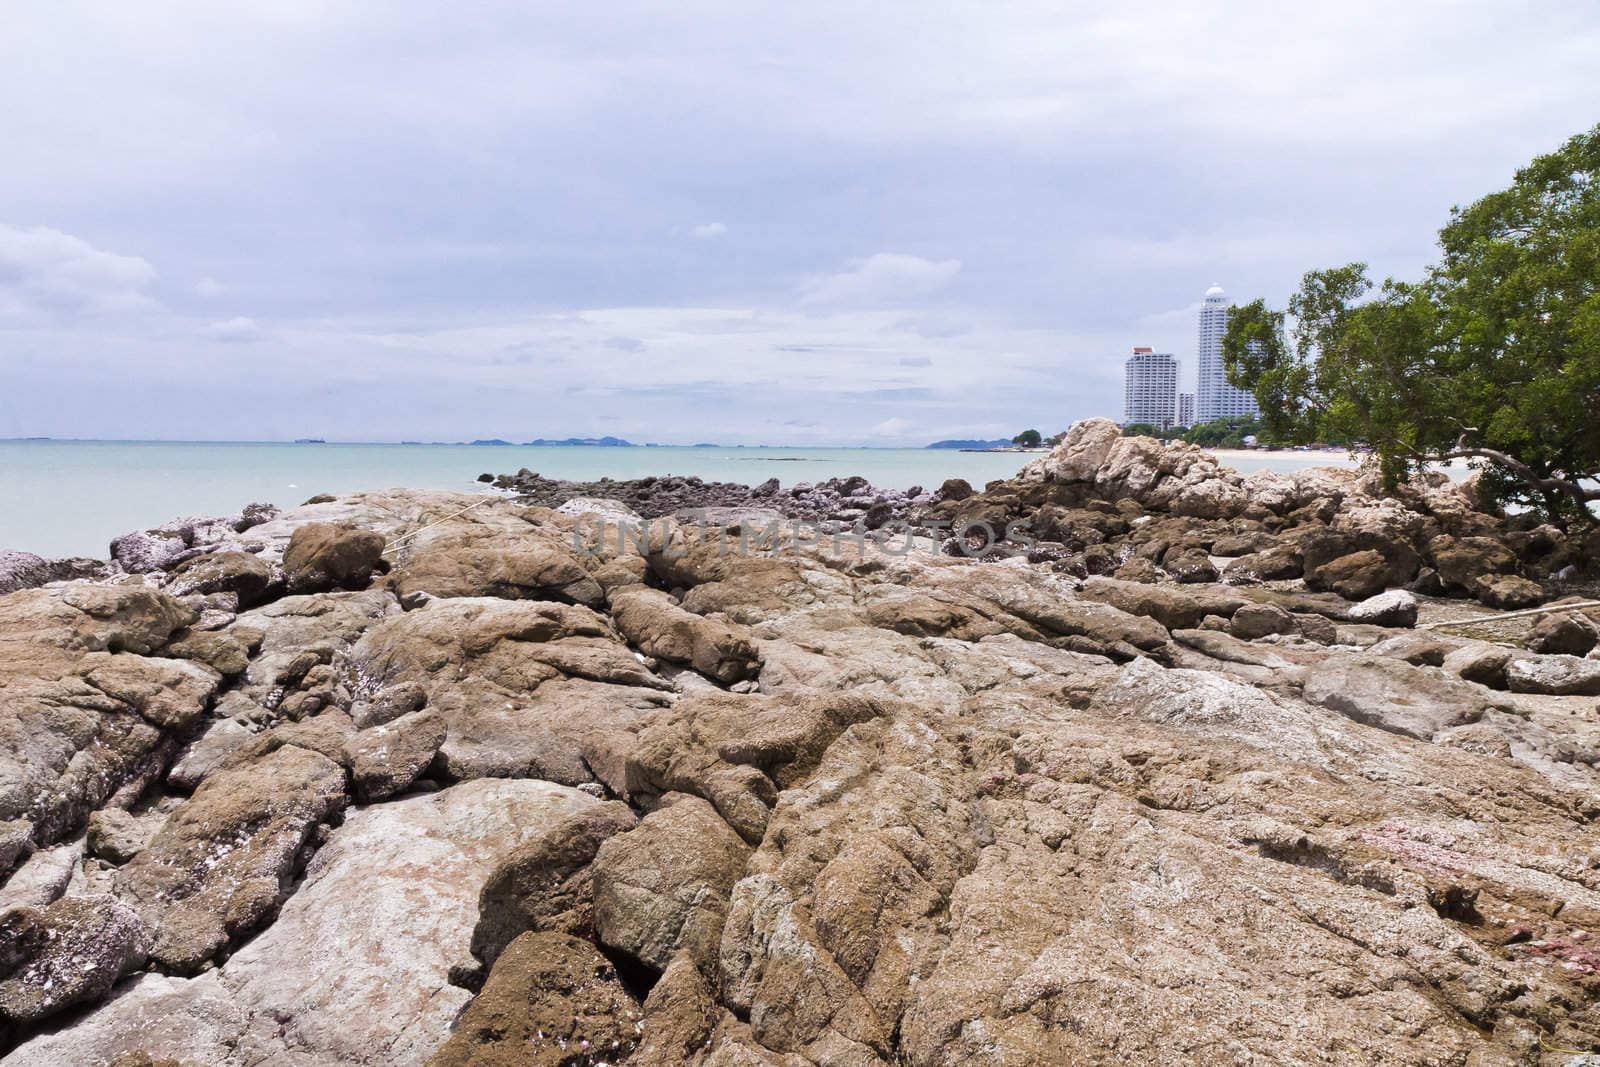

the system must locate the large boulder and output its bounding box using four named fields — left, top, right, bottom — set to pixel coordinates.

left=1527, top=611, right=1600, bottom=656
left=1473, top=574, right=1546, bottom=610
left=1429, top=535, right=1518, bottom=592
left=1307, top=550, right=1391, bottom=601
left=1505, top=654, right=1600, bottom=696
left=591, top=795, right=752, bottom=972
left=388, top=526, right=603, bottom=606
left=1034, top=418, right=1122, bottom=483
left=282, top=523, right=386, bottom=592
